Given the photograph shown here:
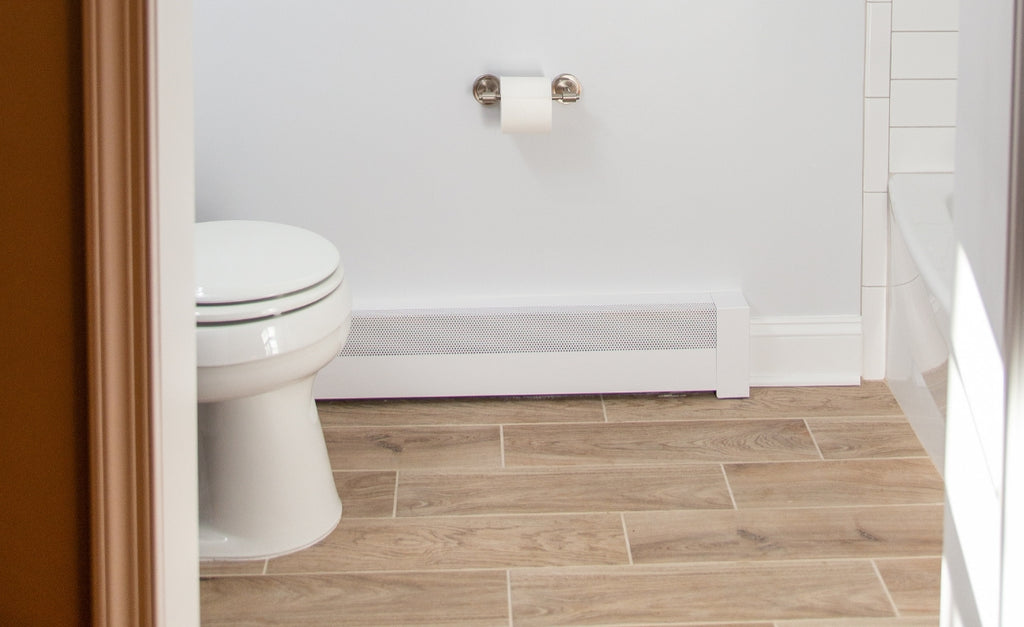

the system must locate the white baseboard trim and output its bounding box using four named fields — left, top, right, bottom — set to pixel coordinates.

left=314, top=349, right=720, bottom=399
left=313, top=312, right=862, bottom=398
left=313, top=292, right=752, bottom=399
left=749, top=315, right=863, bottom=387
